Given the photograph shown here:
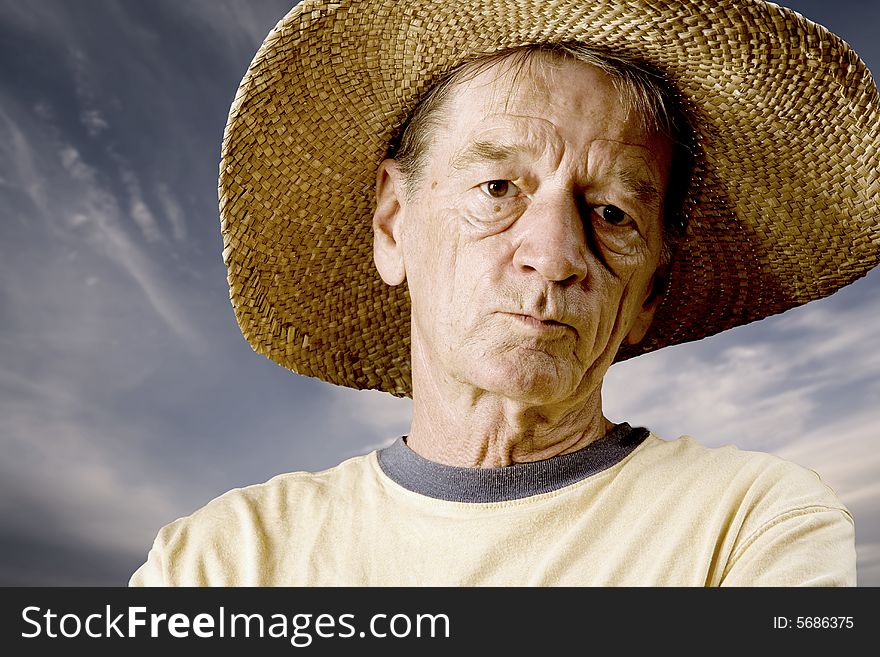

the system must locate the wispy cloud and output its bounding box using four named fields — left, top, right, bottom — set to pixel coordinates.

left=68, top=45, right=115, bottom=138
left=156, top=182, right=187, bottom=241
left=0, top=95, right=201, bottom=346
left=0, top=0, right=292, bottom=585
left=0, top=106, right=52, bottom=218
left=605, top=280, right=880, bottom=450
left=55, top=143, right=199, bottom=342
left=605, top=343, right=813, bottom=451
left=80, top=108, right=109, bottom=137
left=119, top=166, right=163, bottom=243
